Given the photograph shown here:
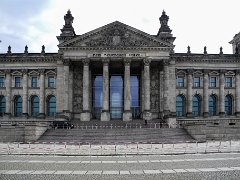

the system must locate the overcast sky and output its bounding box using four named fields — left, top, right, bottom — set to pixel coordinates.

left=0, top=0, right=239, bottom=54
